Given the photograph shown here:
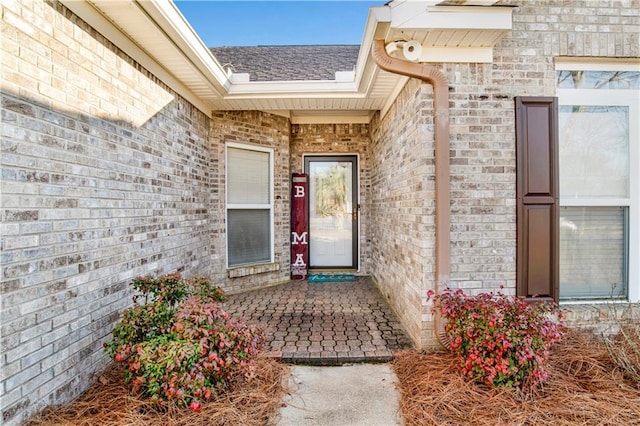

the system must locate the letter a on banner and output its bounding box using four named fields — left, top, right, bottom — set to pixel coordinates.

left=291, top=173, right=308, bottom=279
